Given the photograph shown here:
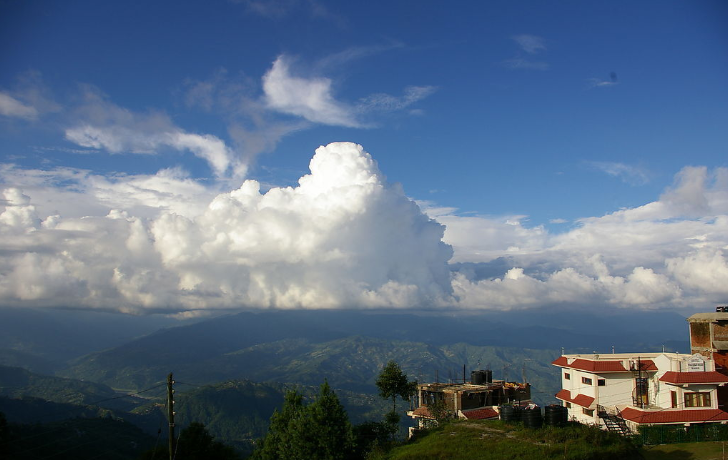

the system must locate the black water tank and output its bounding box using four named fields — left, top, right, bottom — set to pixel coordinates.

left=471, top=371, right=485, bottom=385
left=522, top=407, right=543, bottom=428
left=483, top=369, right=493, bottom=383
left=544, top=405, right=568, bottom=426
left=499, top=405, right=523, bottom=423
